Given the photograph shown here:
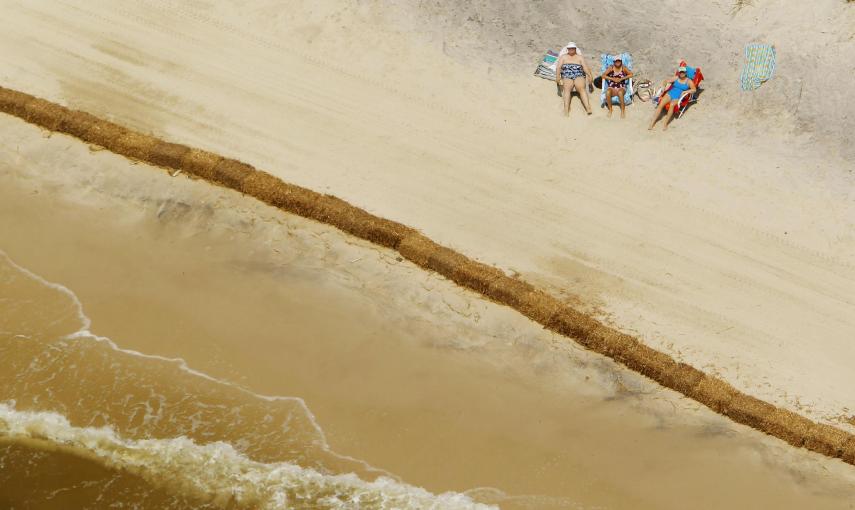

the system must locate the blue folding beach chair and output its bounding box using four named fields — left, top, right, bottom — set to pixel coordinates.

left=600, top=52, right=634, bottom=107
